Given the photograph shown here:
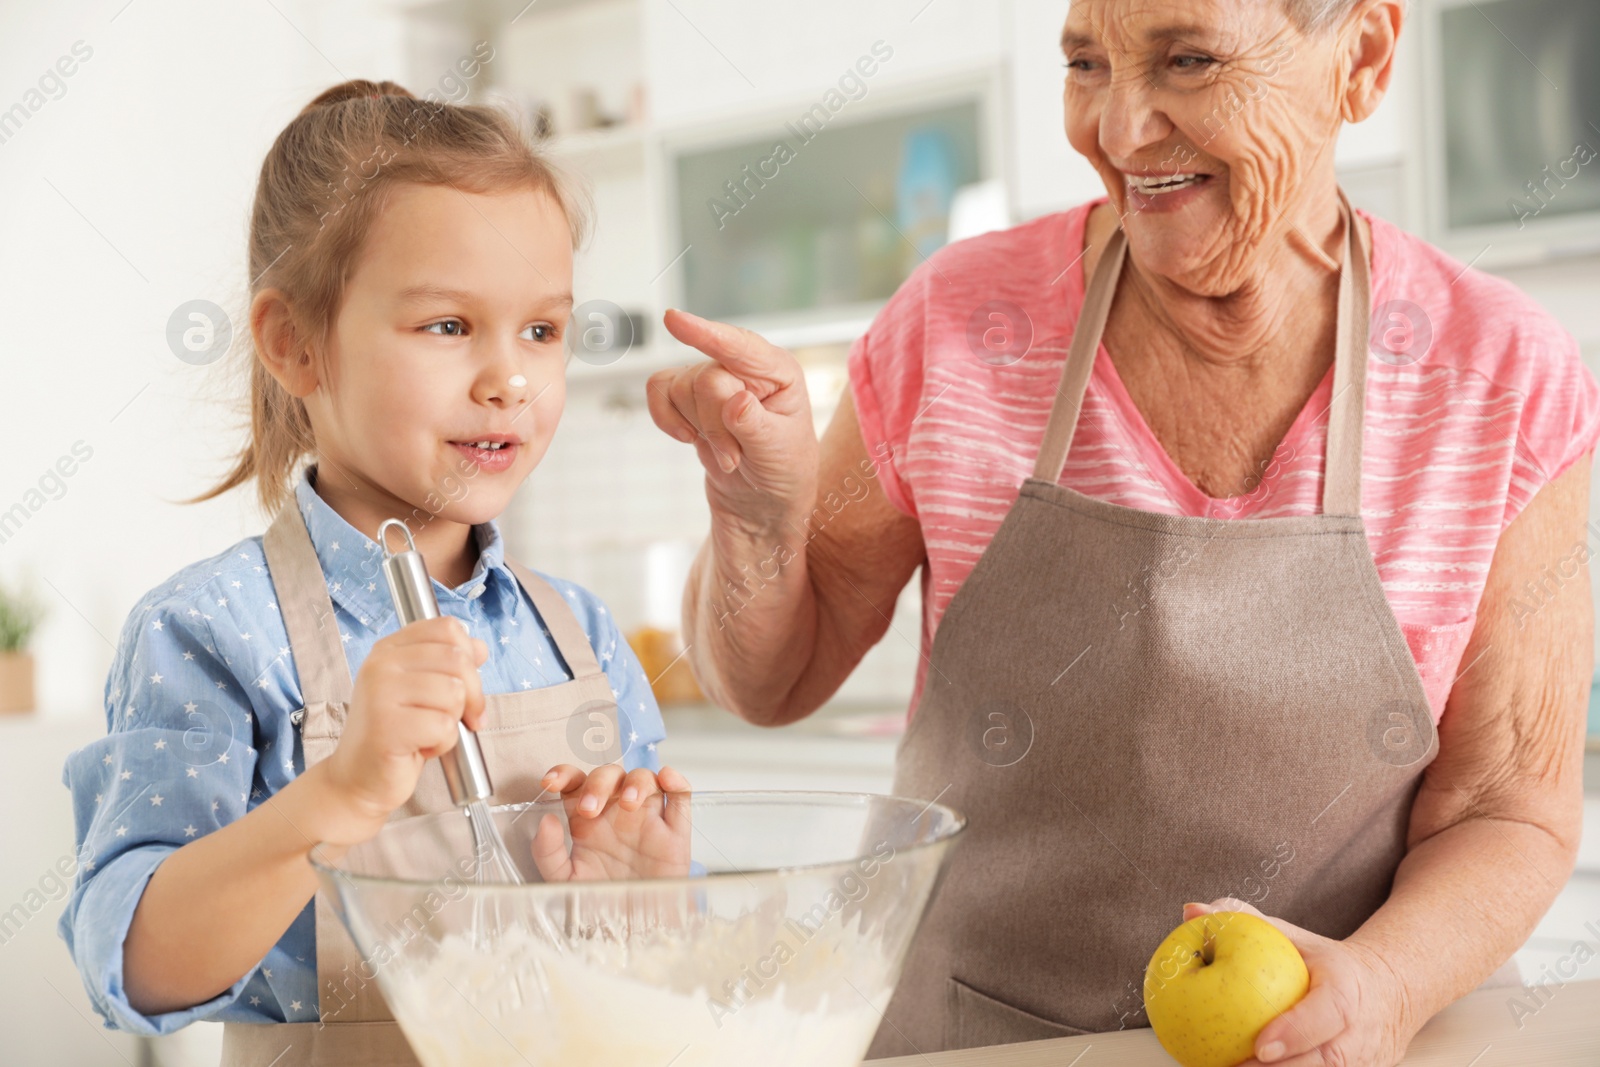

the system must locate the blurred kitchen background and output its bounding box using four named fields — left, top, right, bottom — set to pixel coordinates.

left=1, top=0, right=1598, bottom=1062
